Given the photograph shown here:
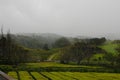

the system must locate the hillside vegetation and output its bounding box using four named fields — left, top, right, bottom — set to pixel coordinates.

left=100, top=41, right=119, bottom=55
